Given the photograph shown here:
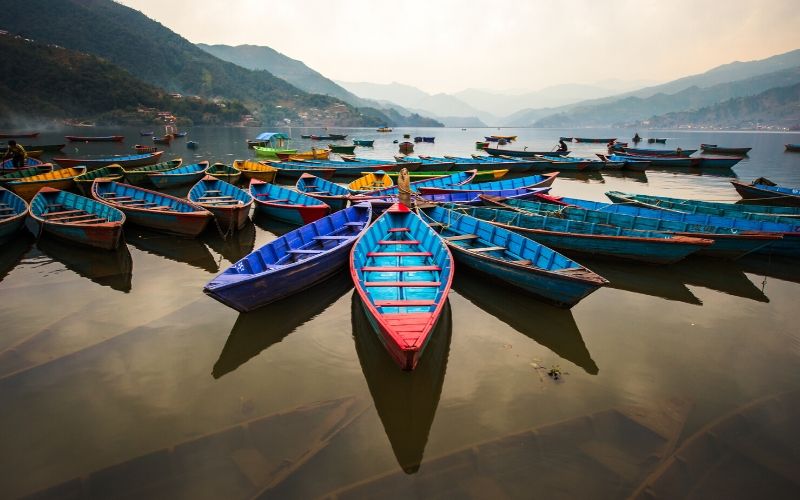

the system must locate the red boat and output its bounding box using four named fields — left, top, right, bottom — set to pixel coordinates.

left=65, top=135, right=125, bottom=142
left=0, top=132, right=39, bottom=139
